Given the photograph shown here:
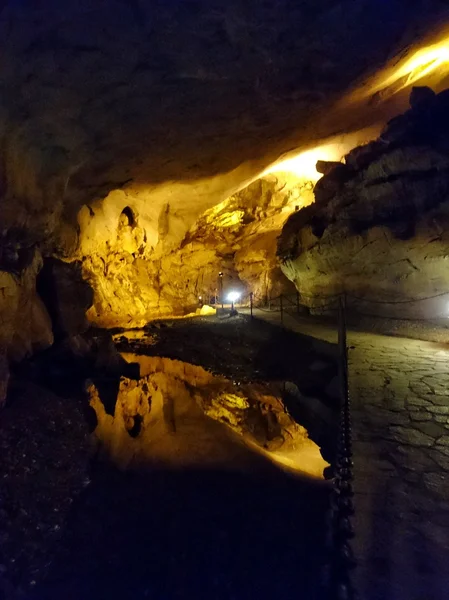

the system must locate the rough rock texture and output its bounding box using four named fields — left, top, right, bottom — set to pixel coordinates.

left=1, top=1, right=445, bottom=246
left=278, top=88, right=449, bottom=318
left=37, top=258, right=94, bottom=339
left=88, top=355, right=327, bottom=477
left=0, top=1, right=448, bottom=357
left=0, top=247, right=53, bottom=363
left=84, top=175, right=310, bottom=327
left=0, top=244, right=53, bottom=405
